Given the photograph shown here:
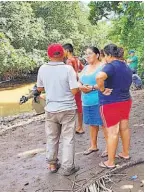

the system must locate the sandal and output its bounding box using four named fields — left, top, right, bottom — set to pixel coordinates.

left=47, top=163, right=60, bottom=173
left=118, top=153, right=131, bottom=160
left=83, top=148, right=99, bottom=155
left=99, top=161, right=116, bottom=169
left=76, top=131, right=85, bottom=135
left=101, top=151, right=108, bottom=158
